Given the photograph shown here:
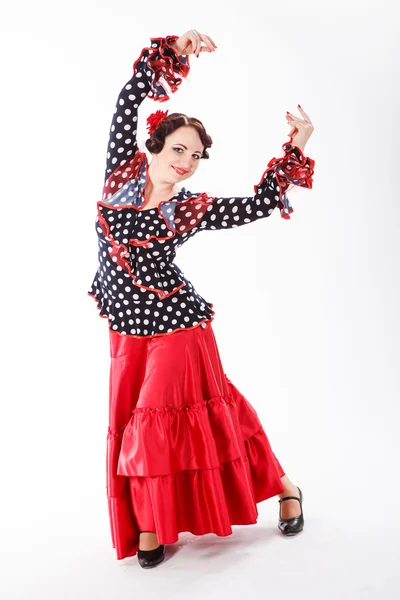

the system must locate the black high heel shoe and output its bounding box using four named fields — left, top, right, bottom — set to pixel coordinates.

left=278, top=486, right=304, bottom=536
left=138, top=532, right=165, bottom=569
